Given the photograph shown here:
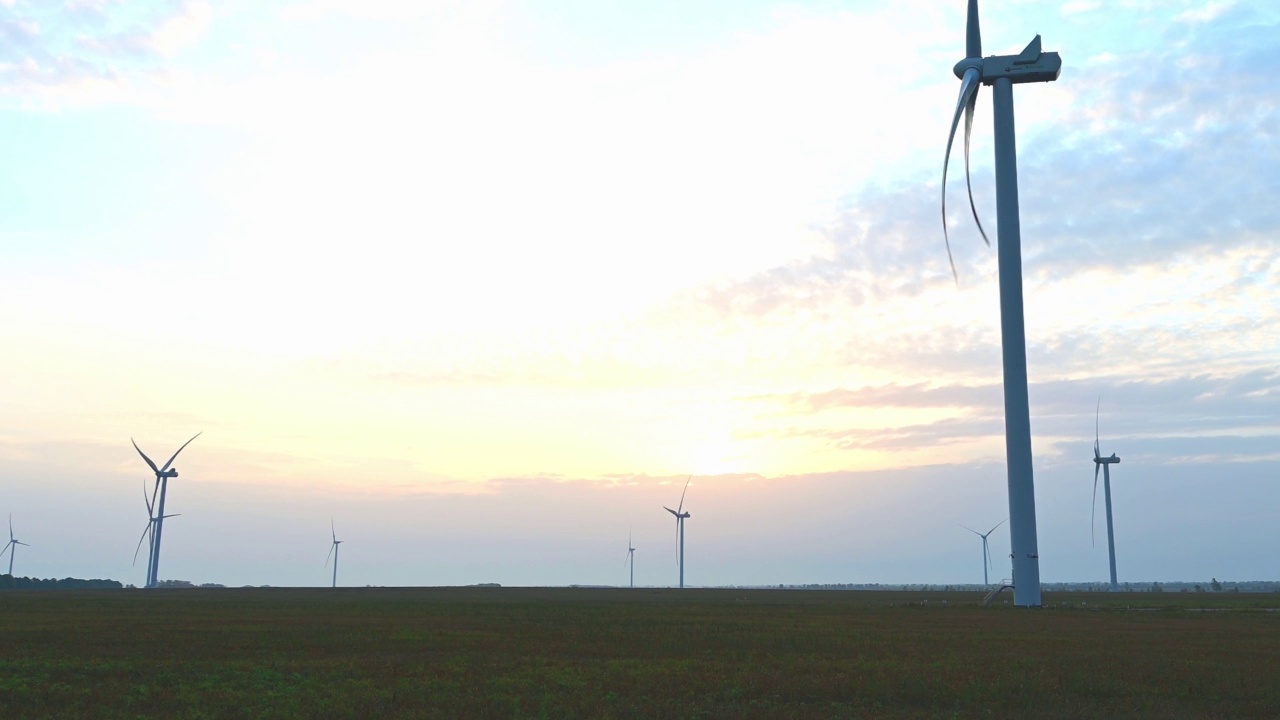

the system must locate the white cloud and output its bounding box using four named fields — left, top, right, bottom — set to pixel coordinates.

left=1176, top=1, right=1236, bottom=23
left=151, top=1, right=212, bottom=57
left=1061, top=1, right=1101, bottom=14
left=279, top=0, right=480, bottom=23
